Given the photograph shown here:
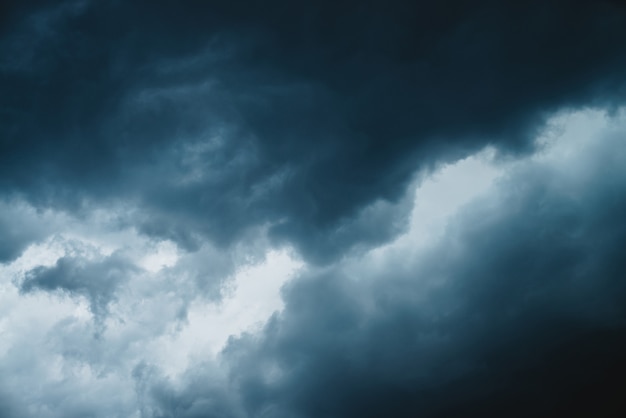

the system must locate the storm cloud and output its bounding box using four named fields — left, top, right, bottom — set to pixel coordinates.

left=1, top=1, right=626, bottom=417
left=2, top=0, right=626, bottom=261
left=178, top=110, right=626, bottom=418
